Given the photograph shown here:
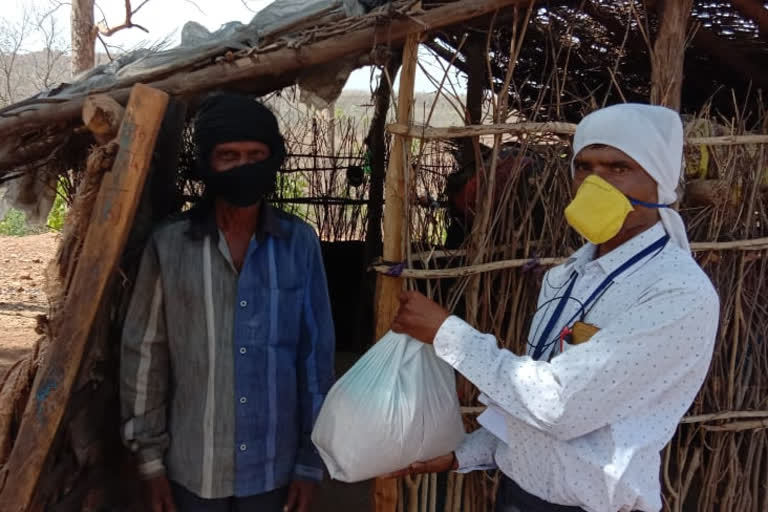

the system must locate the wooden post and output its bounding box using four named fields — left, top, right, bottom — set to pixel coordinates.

left=461, top=33, right=485, bottom=164
left=361, top=53, right=402, bottom=349
left=365, top=53, right=402, bottom=272
left=650, top=0, right=694, bottom=110
left=372, top=32, right=420, bottom=512
left=0, top=84, right=169, bottom=511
